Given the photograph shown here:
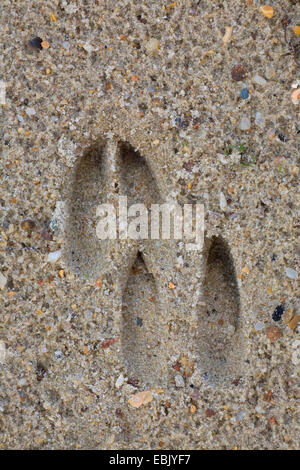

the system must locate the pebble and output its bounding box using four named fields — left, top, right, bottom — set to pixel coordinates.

left=47, top=250, right=61, bottom=263
left=29, top=37, right=43, bottom=50
left=239, top=117, right=251, bottom=131
left=255, top=112, right=264, bottom=127
left=232, top=65, right=247, bottom=81
left=240, top=88, right=249, bottom=99
left=115, top=374, right=125, bottom=389
left=0, top=341, right=6, bottom=364
left=272, top=304, right=284, bottom=322
left=254, top=321, right=265, bottom=331
left=0, top=272, right=7, bottom=289
left=291, top=340, right=300, bottom=366
left=219, top=192, right=227, bottom=211
left=21, top=219, right=36, bottom=232
left=128, top=391, right=153, bottom=408
left=222, top=26, right=233, bottom=46
left=54, top=350, right=63, bottom=361
left=282, top=309, right=294, bottom=324
left=285, top=268, right=298, bottom=280
left=291, top=89, right=300, bottom=105
left=259, top=5, right=274, bottom=19
left=175, top=374, right=185, bottom=387
left=25, top=107, right=36, bottom=117
left=253, top=74, right=267, bottom=86
left=146, top=38, right=160, bottom=54
left=266, top=325, right=282, bottom=342
left=288, top=315, right=299, bottom=331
